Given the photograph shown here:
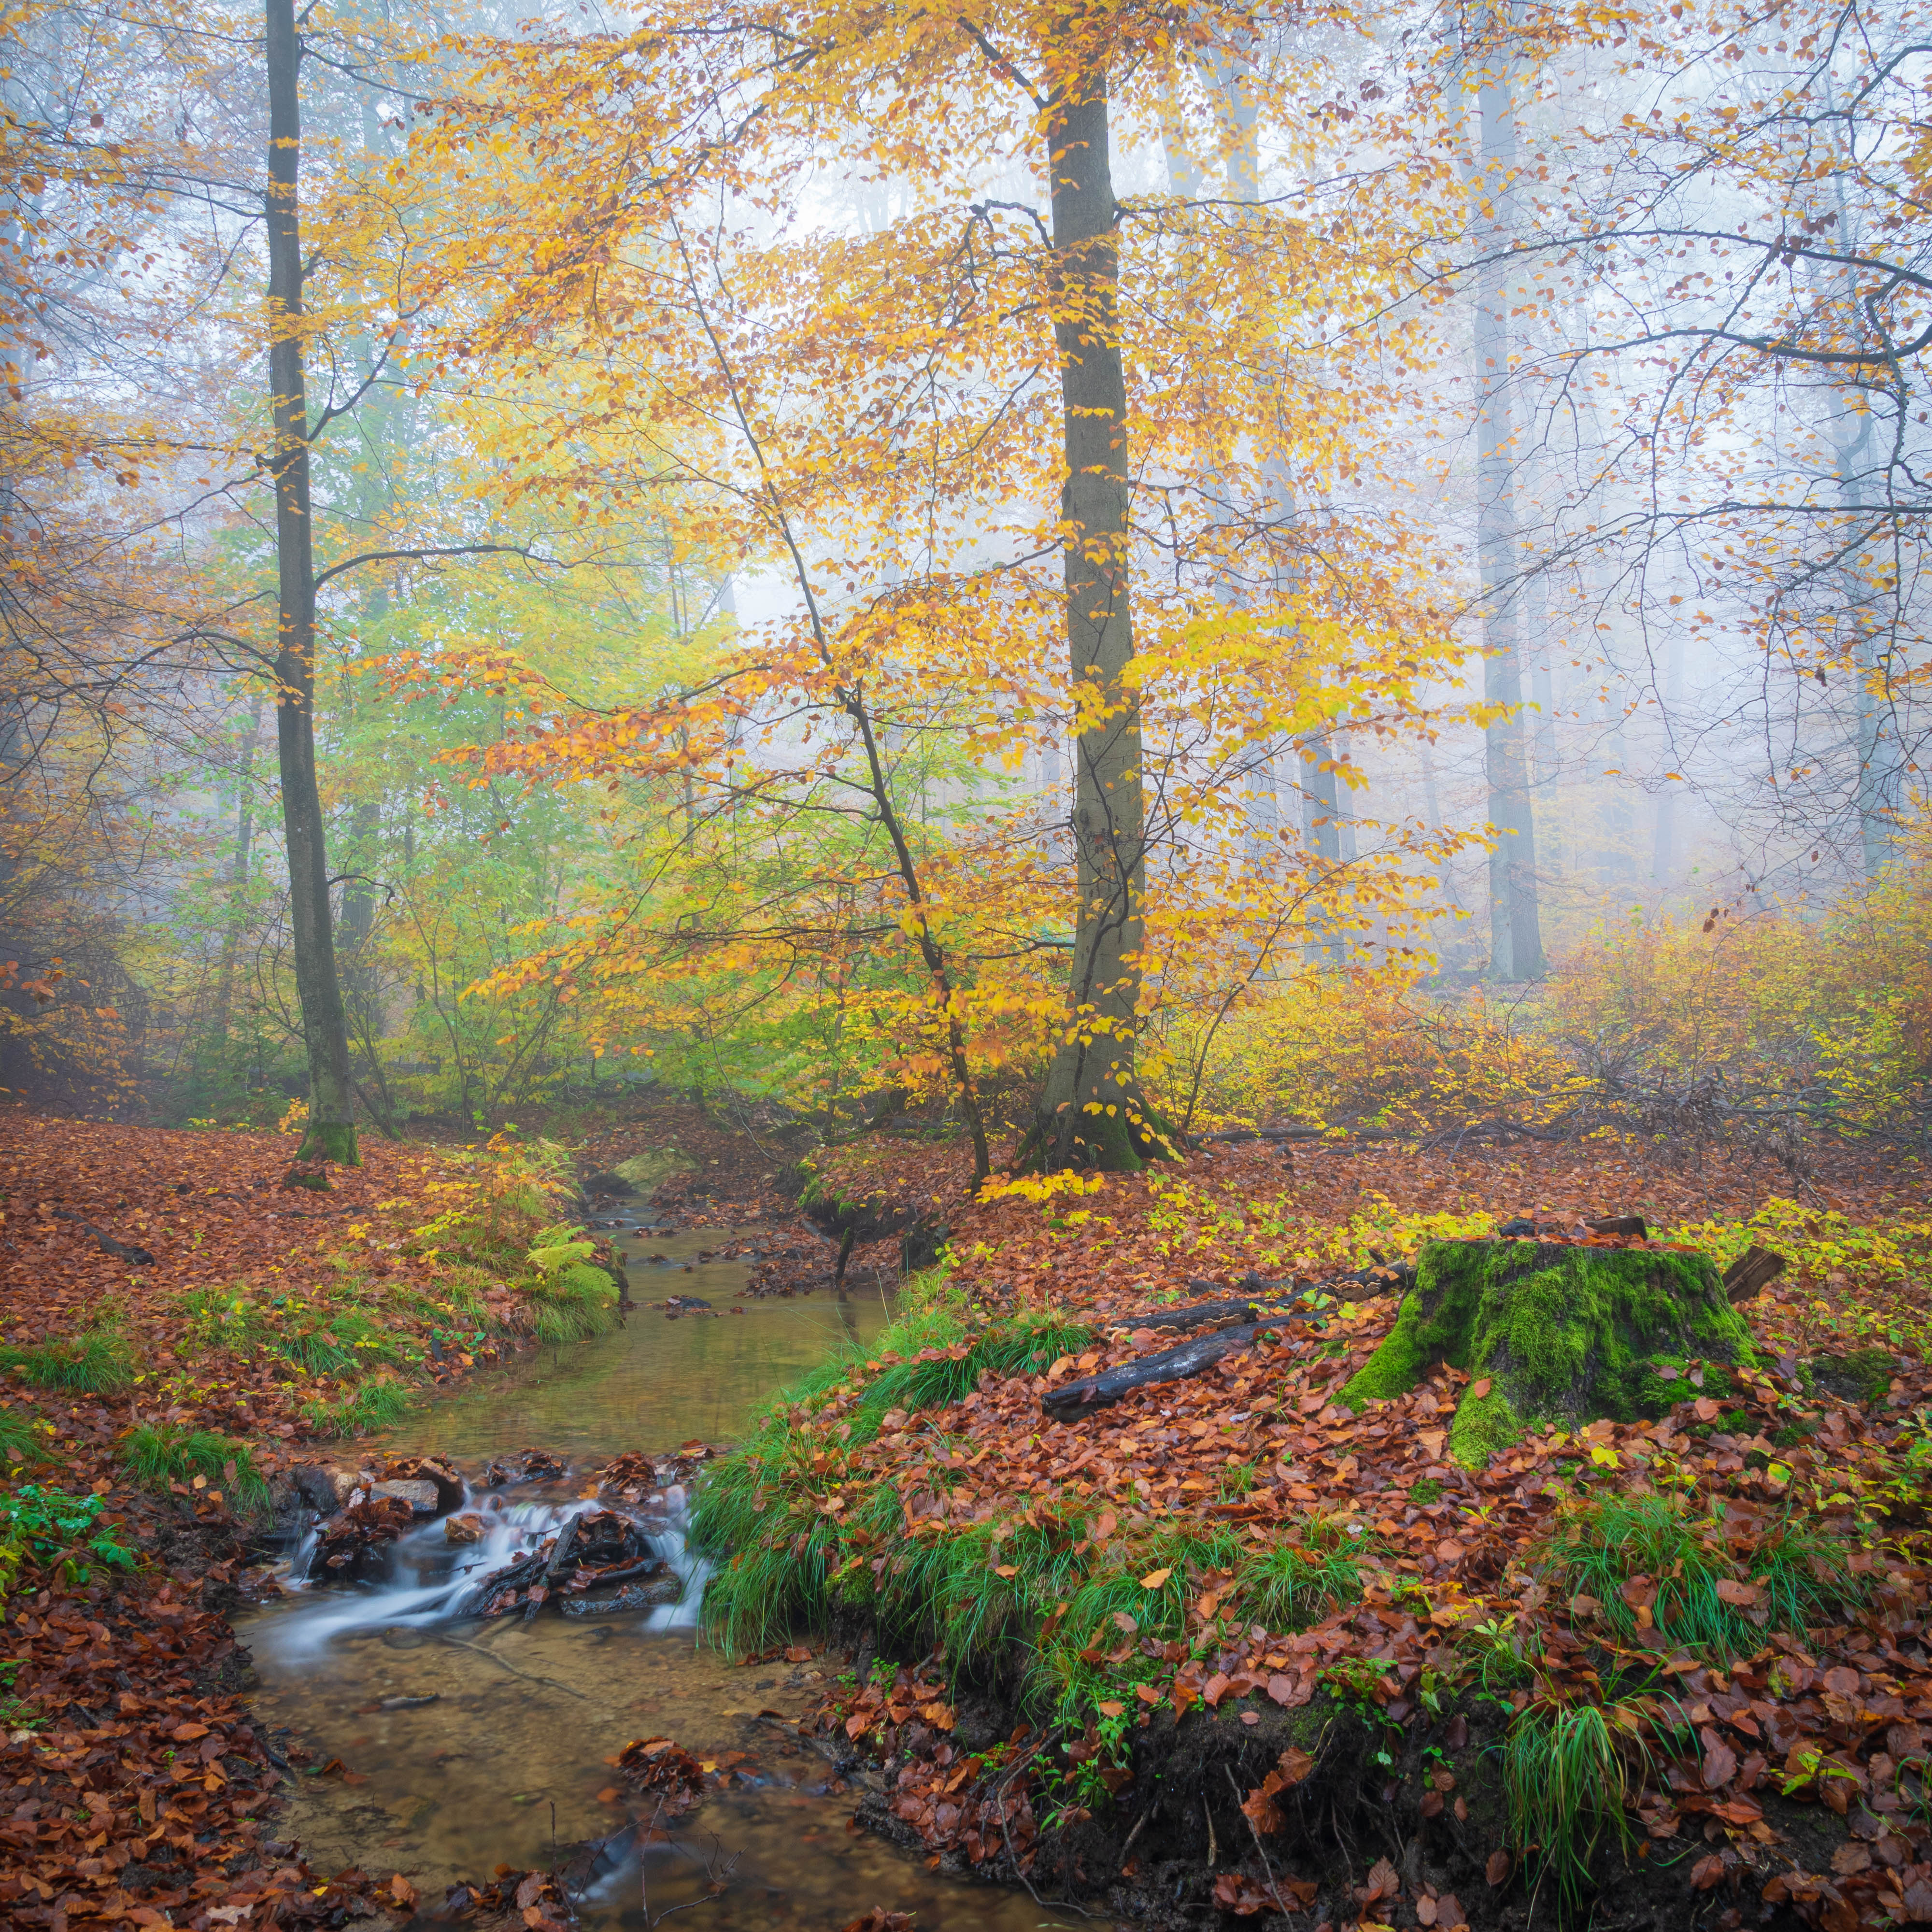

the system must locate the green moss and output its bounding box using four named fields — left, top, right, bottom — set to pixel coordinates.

left=1448, top=1383, right=1523, bottom=1463
left=1342, top=1239, right=1755, bottom=1469
left=1809, top=1347, right=1894, bottom=1404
